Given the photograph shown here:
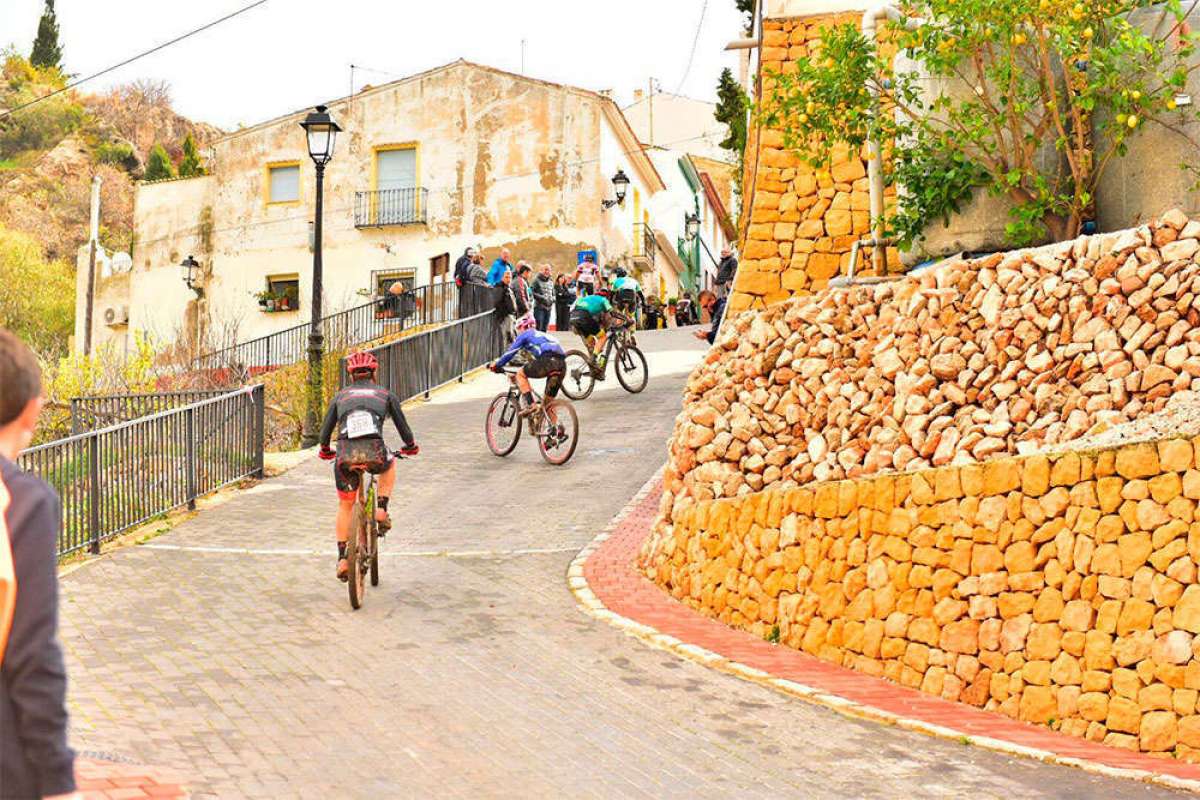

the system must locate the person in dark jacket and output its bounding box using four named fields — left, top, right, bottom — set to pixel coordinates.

left=513, top=263, right=534, bottom=320
left=715, top=246, right=738, bottom=298
left=494, top=269, right=519, bottom=345
left=531, top=264, right=555, bottom=332
left=553, top=274, right=574, bottom=332
left=454, top=246, right=477, bottom=318
left=0, top=328, right=78, bottom=800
